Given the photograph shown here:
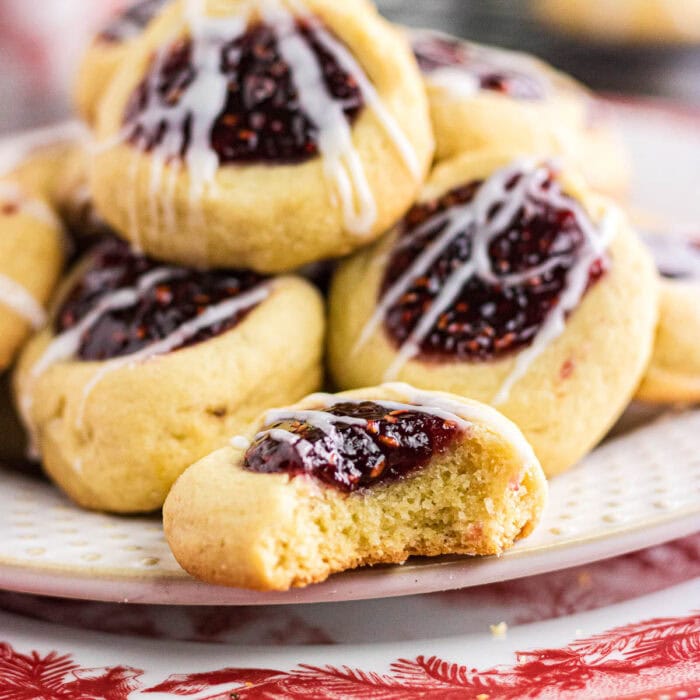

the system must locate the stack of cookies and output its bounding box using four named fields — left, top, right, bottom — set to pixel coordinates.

left=0, top=0, right=693, bottom=591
